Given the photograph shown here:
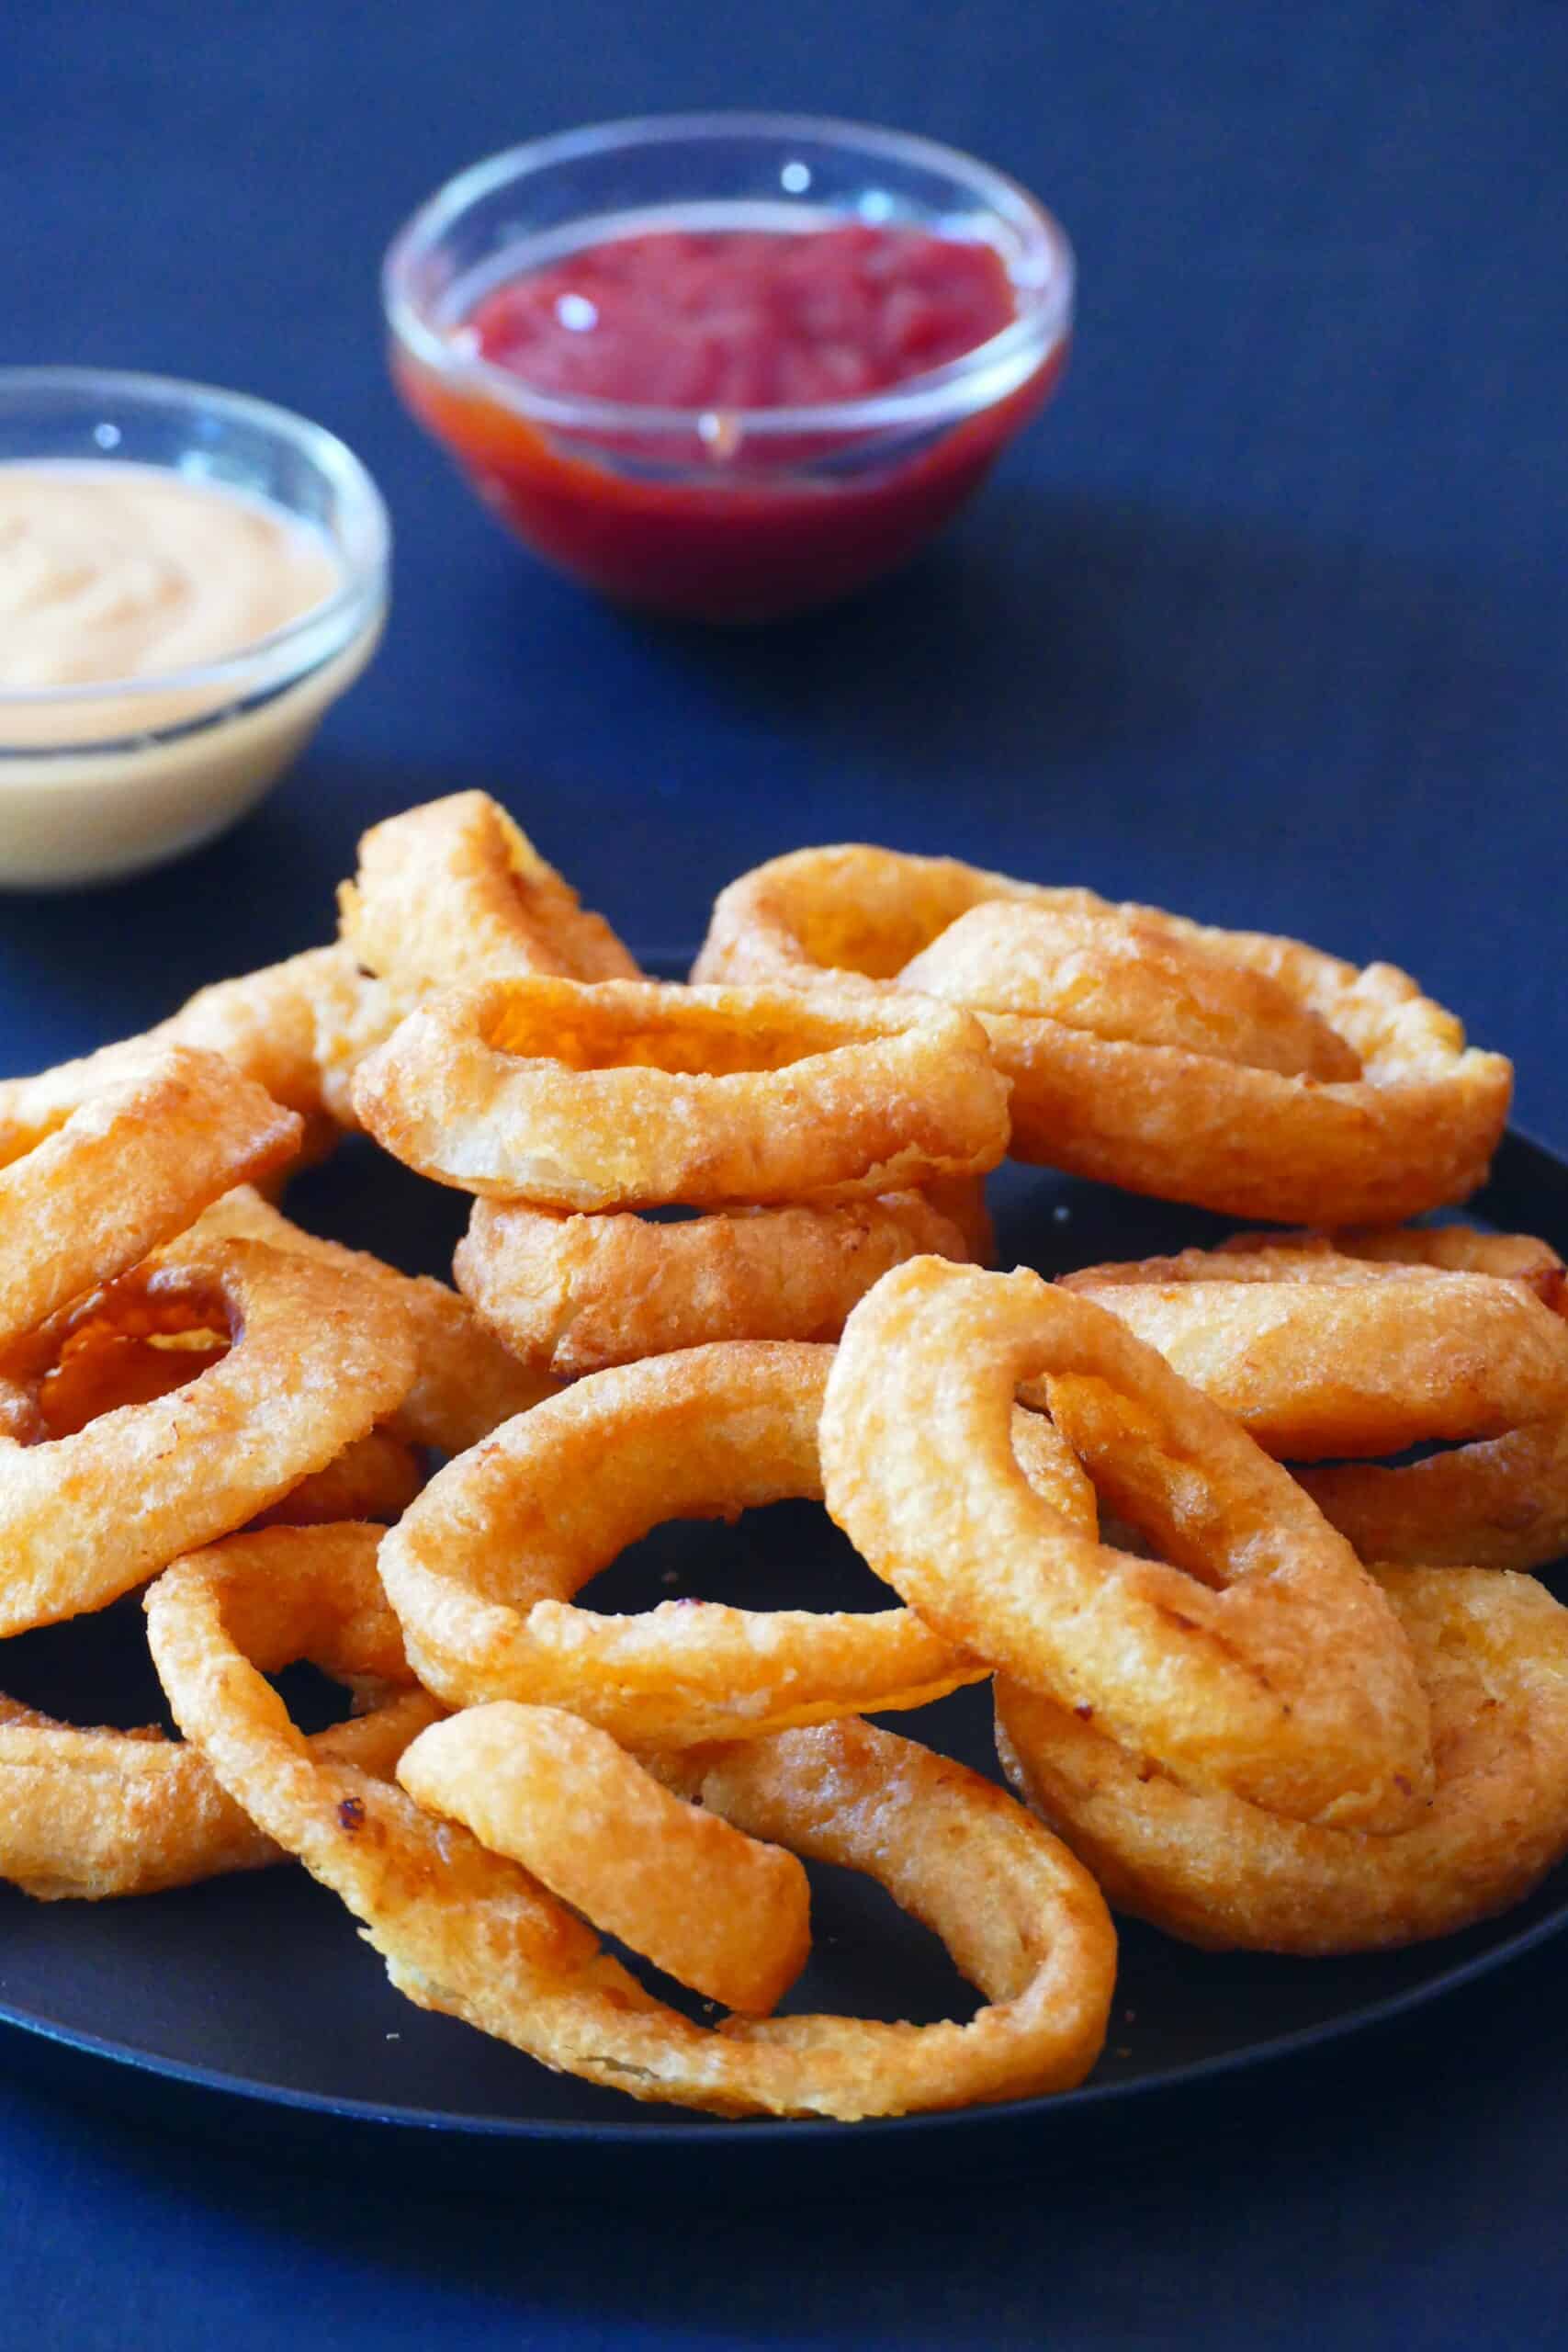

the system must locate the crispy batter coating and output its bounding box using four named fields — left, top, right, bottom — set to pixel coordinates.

left=399, top=1702, right=812, bottom=2015
left=377, top=1340, right=994, bottom=1745
left=693, top=843, right=1094, bottom=988
left=997, top=1569, right=1568, bottom=1952
left=0, top=1528, right=431, bottom=1902
left=353, top=976, right=1010, bottom=1211
left=0, top=1240, right=415, bottom=1635
left=166, top=1187, right=556, bottom=1454
left=902, top=902, right=1361, bottom=1080
left=338, top=790, right=641, bottom=994
left=147, top=1537, right=1114, bottom=2120
left=0, top=944, right=380, bottom=1154
left=901, top=902, right=1511, bottom=1223
left=454, top=1187, right=980, bottom=1379
left=823, top=1258, right=1435, bottom=1831
left=1064, top=1231, right=1568, bottom=1570
left=694, top=845, right=1513, bottom=1225
left=0, top=1046, right=300, bottom=1348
